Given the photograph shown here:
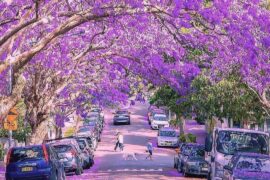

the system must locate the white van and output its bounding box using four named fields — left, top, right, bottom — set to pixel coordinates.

left=205, top=127, right=269, bottom=180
